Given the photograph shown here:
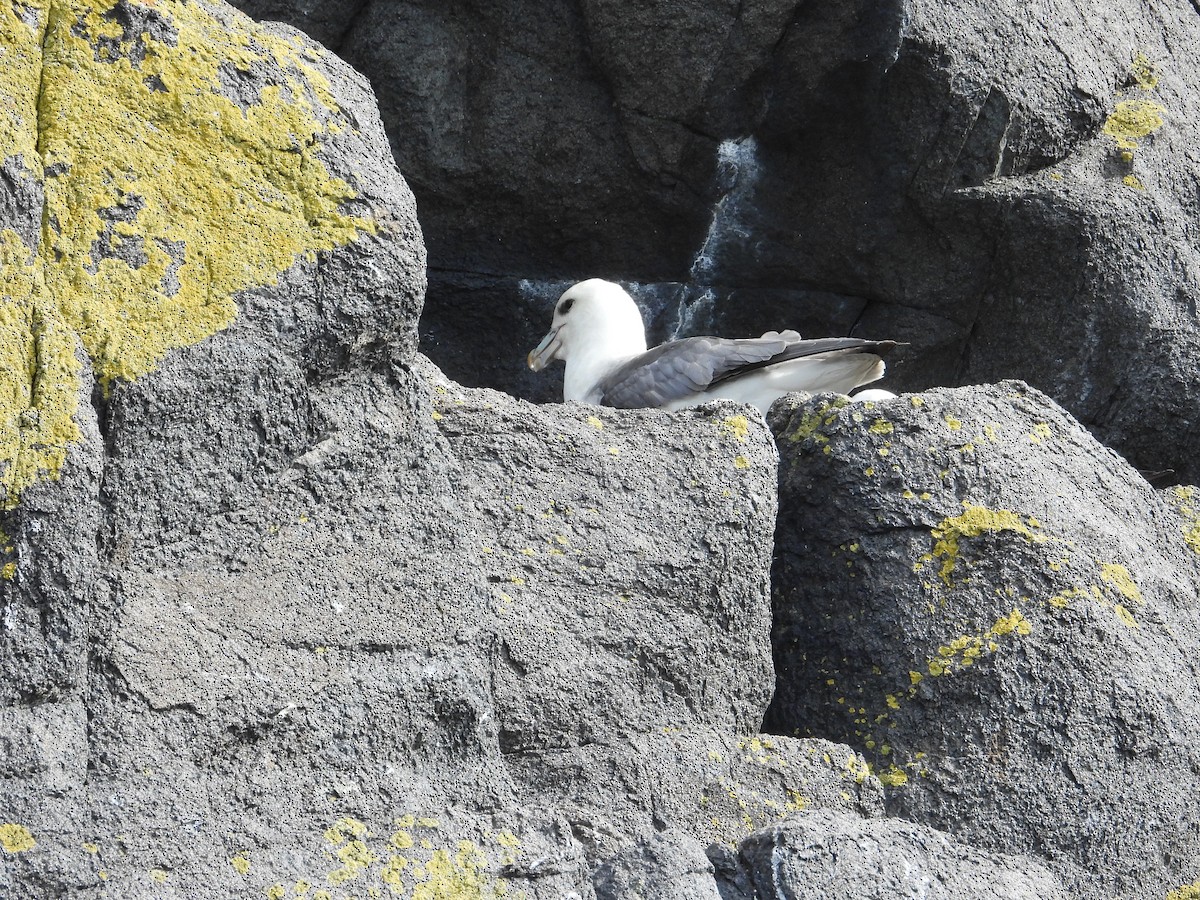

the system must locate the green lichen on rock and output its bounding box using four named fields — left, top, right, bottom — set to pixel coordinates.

left=1167, top=880, right=1200, bottom=900
left=279, top=815, right=521, bottom=899
left=0, top=229, right=81, bottom=508
left=1102, top=98, right=1164, bottom=155
left=0, top=0, right=377, bottom=507
left=925, top=503, right=1045, bottom=587
left=1168, top=486, right=1200, bottom=554
left=0, top=822, right=36, bottom=853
